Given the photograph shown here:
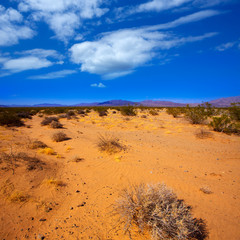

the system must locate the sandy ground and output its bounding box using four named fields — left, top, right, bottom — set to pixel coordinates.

left=0, top=109, right=239, bottom=240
